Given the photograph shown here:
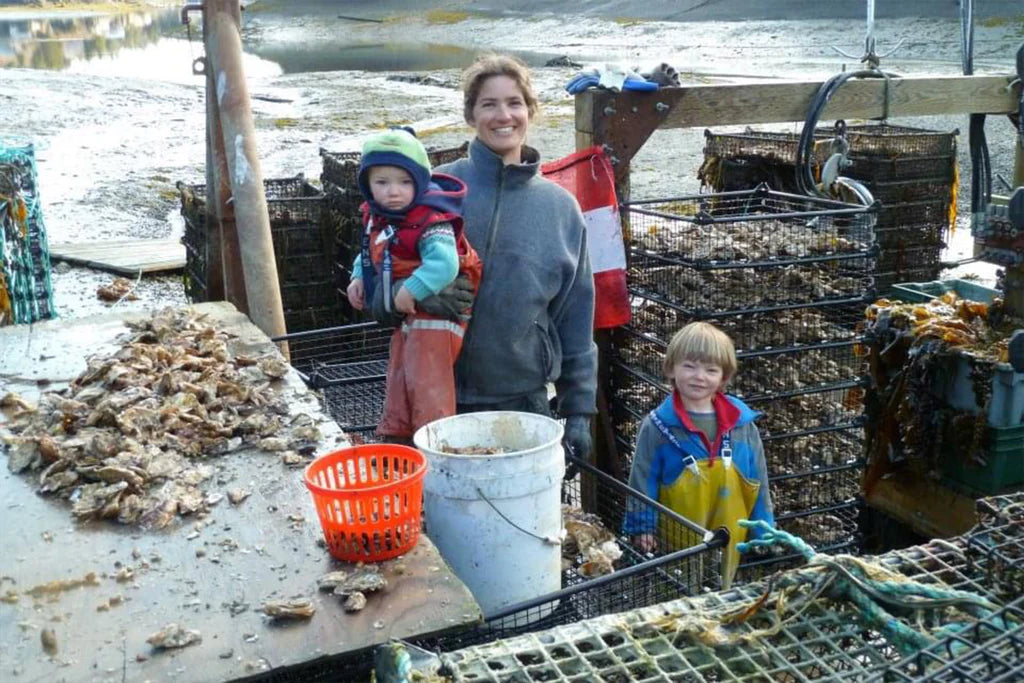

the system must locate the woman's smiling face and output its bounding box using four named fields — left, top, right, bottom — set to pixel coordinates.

left=469, top=74, right=530, bottom=165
